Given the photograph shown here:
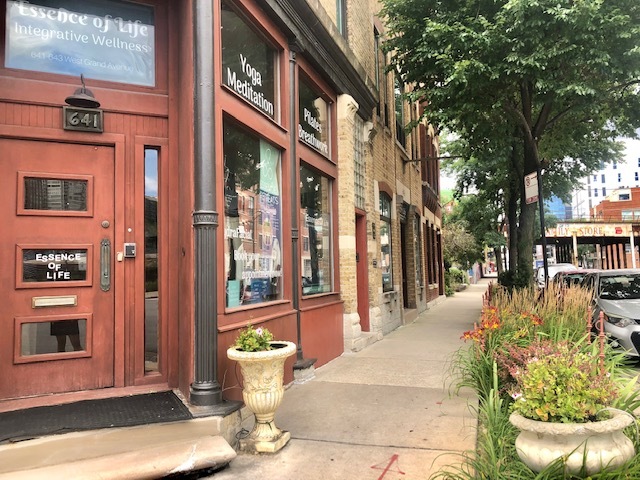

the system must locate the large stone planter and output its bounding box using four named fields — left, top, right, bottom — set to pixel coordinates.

left=227, top=341, right=296, bottom=453
left=509, top=411, right=635, bottom=475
